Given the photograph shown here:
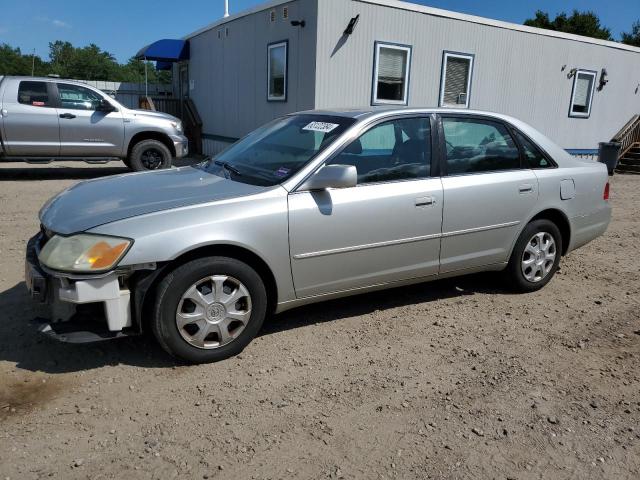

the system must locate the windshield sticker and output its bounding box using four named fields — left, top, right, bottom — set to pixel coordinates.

left=303, top=121, right=340, bottom=133
left=274, top=167, right=291, bottom=178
